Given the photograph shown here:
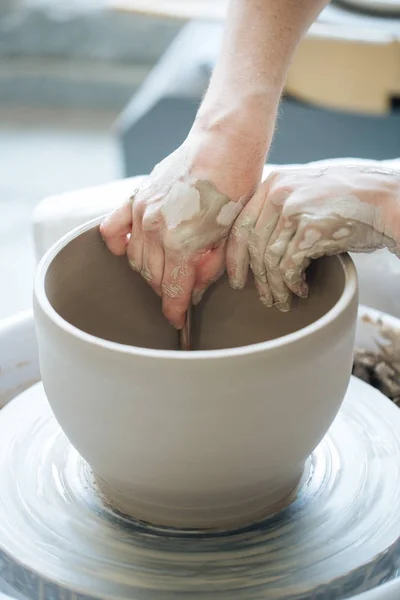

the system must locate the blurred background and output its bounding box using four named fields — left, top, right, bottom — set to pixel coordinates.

left=1, top=0, right=400, bottom=319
